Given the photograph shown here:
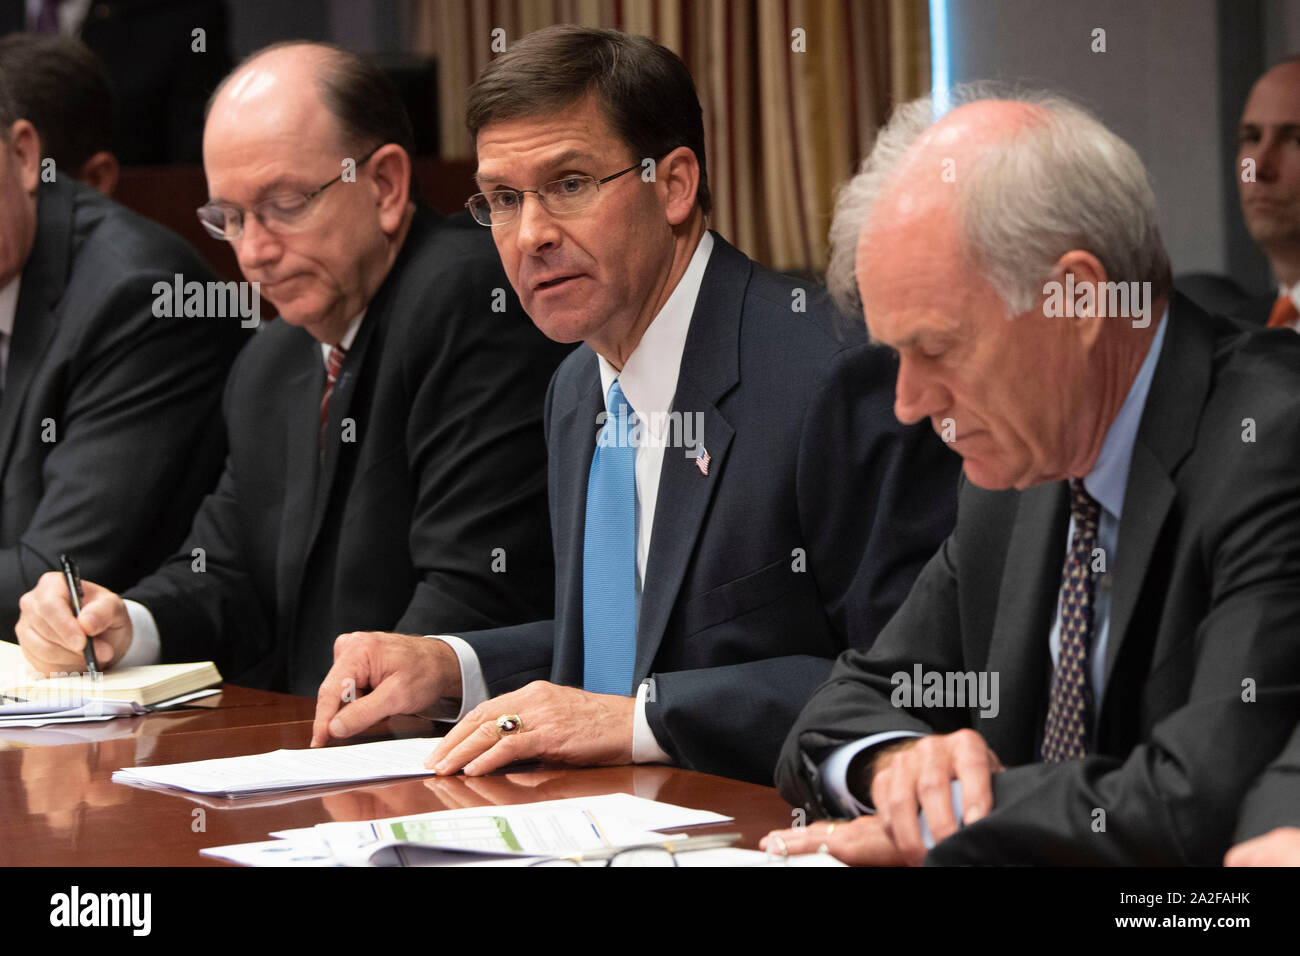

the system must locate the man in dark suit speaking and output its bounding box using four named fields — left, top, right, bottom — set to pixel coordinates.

left=311, top=26, right=959, bottom=785
left=763, top=87, right=1300, bottom=864
left=15, top=42, right=567, bottom=694
left=0, top=56, right=244, bottom=638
